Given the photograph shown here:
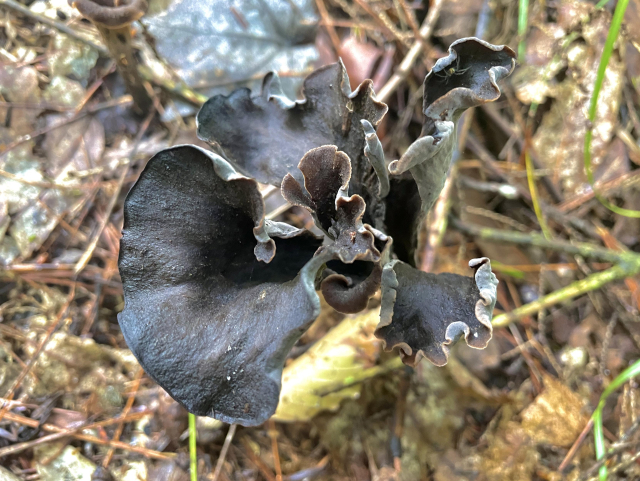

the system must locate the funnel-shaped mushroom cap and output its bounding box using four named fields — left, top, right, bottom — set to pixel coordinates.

left=385, top=37, right=515, bottom=265
left=118, top=145, right=326, bottom=426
